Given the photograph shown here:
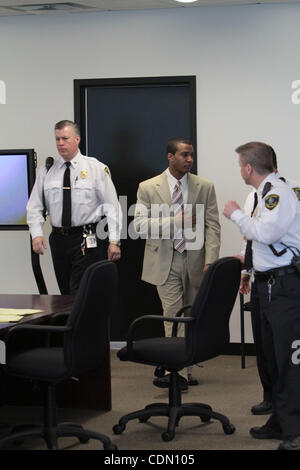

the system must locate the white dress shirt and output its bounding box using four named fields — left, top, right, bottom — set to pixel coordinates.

left=27, top=152, right=122, bottom=242
left=166, top=169, right=188, bottom=205
left=241, top=173, right=300, bottom=256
